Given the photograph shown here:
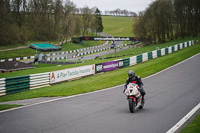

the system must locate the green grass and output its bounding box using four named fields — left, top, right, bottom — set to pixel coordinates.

left=0, top=104, right=22, bottom=111
left=102, top=16, right=135, bottom=37
left=0, top=47, right=38, bottom=59
left=0, top=44, right=199, bottom=102
left=180, top=114, right=200, bottom=133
